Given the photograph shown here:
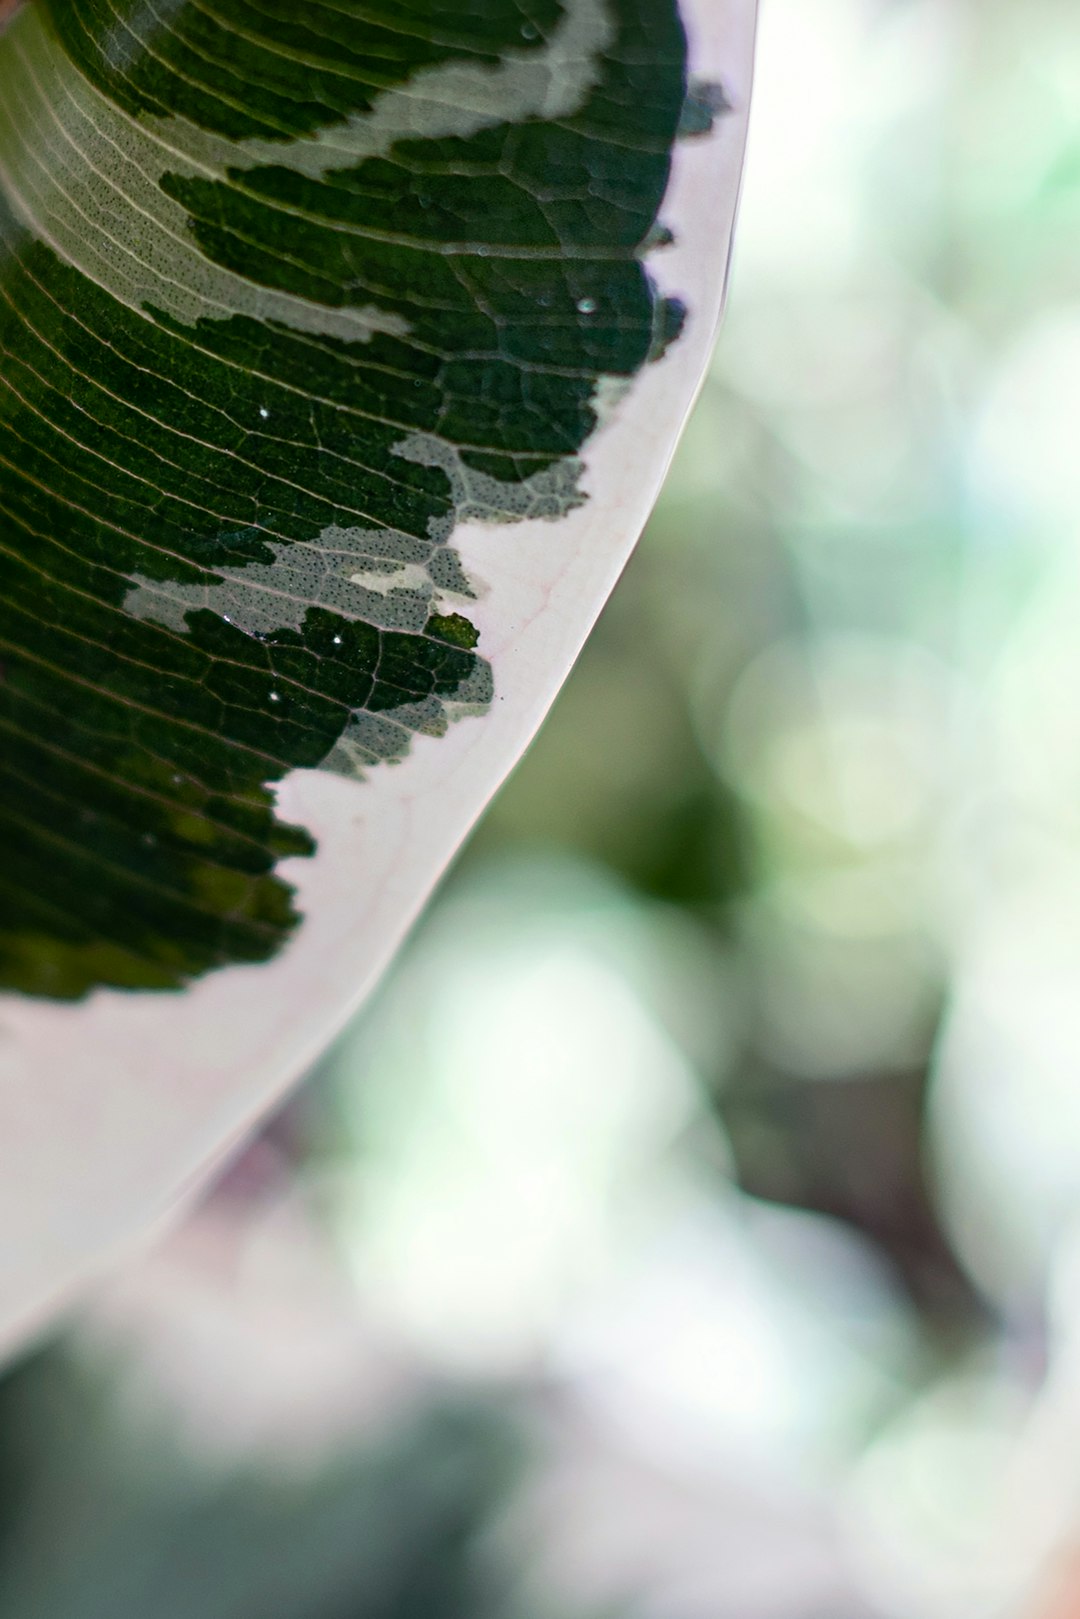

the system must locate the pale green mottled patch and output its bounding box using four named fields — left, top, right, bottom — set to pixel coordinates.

left=122, top=432, right=584, bottom=780
left=125, top=521, right=473, bottom=640
left=146, top=0, right=615, bottom=182
left=0, top=4, right=409, bottom=340
left=322, top=655, right=495, bottom=777
left=395, top=433, right=588, bottom=526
